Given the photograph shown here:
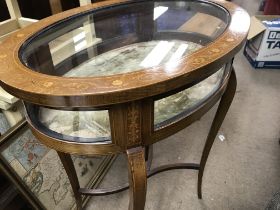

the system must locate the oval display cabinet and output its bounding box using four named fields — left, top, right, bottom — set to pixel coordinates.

left=0, top=0, right=250, bottom=209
